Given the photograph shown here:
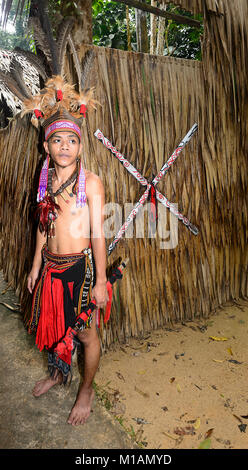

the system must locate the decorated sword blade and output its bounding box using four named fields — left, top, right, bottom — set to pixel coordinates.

left=153, top=123, right=198, bottom=185
left=94, top=129, right=148, bottom=187
left=108, top=184, right=152, bottom=255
